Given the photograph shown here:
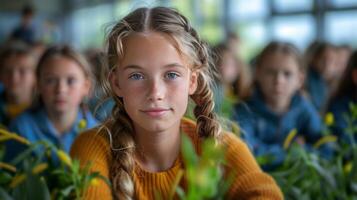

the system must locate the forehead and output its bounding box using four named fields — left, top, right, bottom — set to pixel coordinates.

left=119, top=32, right=187, bottom=68
left=40, top=56, right=83, bottom=74
left=3, top=54, right=34, bottom=68
left=262, top=52, right=299, bottom=70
